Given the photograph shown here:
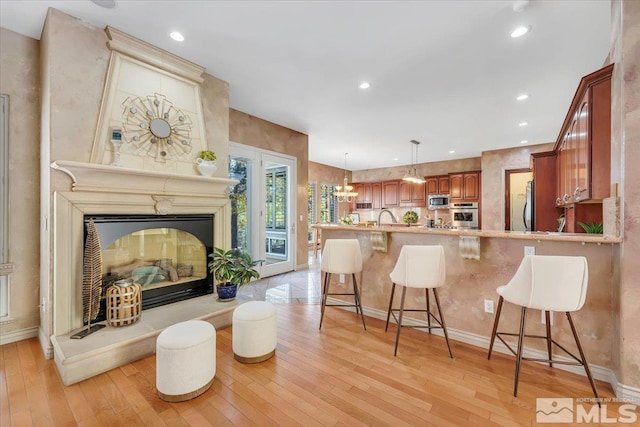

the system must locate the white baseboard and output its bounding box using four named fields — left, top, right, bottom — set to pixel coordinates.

left=0, top=325, right=39, bottom=346
left=327, top=297, right=640, bottom=402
